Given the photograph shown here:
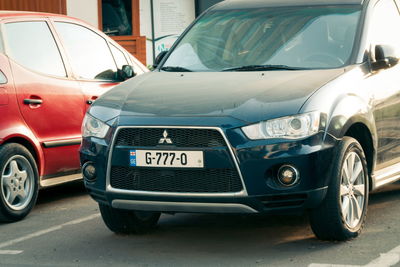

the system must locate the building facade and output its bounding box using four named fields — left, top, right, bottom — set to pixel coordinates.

left=0, top=0, right=223, bottom=65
